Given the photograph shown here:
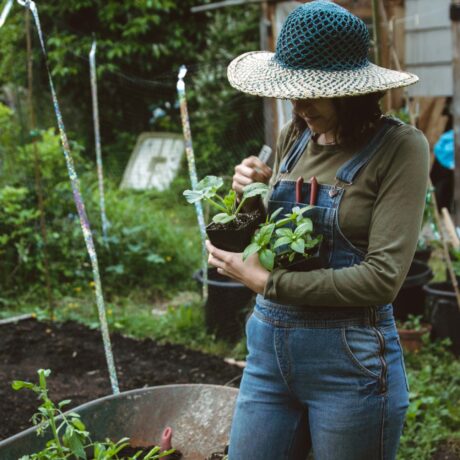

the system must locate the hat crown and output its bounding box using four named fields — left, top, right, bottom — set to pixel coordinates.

left=274, top=1, right=370, bottom=71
